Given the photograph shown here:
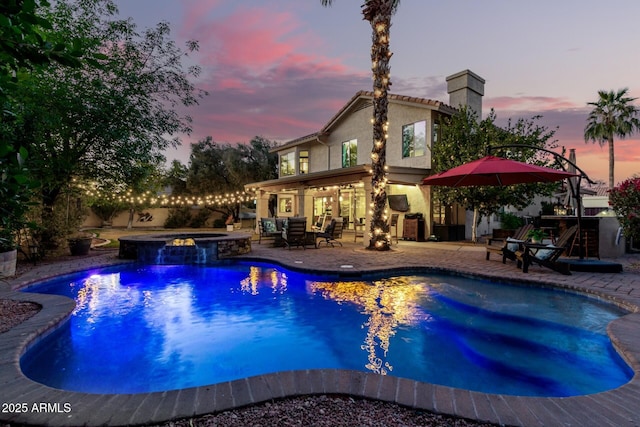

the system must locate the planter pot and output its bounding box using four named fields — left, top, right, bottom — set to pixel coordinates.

left=68, top=237, right=92, bottom=256
left=0, top=249, right=17, bottom=277
left=226, top=224, right=234, bottom=232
